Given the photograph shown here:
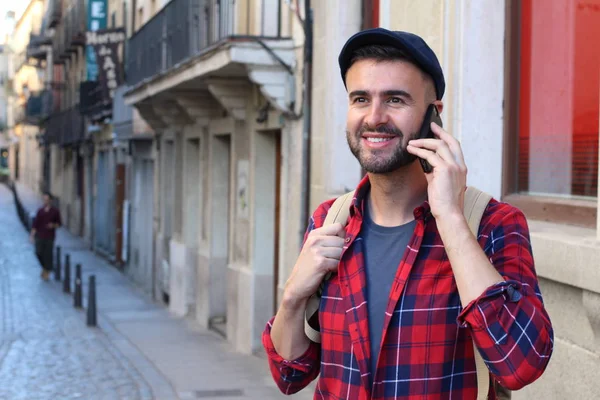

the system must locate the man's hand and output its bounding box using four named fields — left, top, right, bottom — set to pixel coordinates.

left=408, top=124, right=505, bottom=306
left=29, top=233, right=35, bottom=244
left=271, top=222, right=346, bottom=360
left=46, top=223, right=54, bottom=229
left=282, top=223, right=346, bottom=309
left=407, top=122, right=468, bottom=220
